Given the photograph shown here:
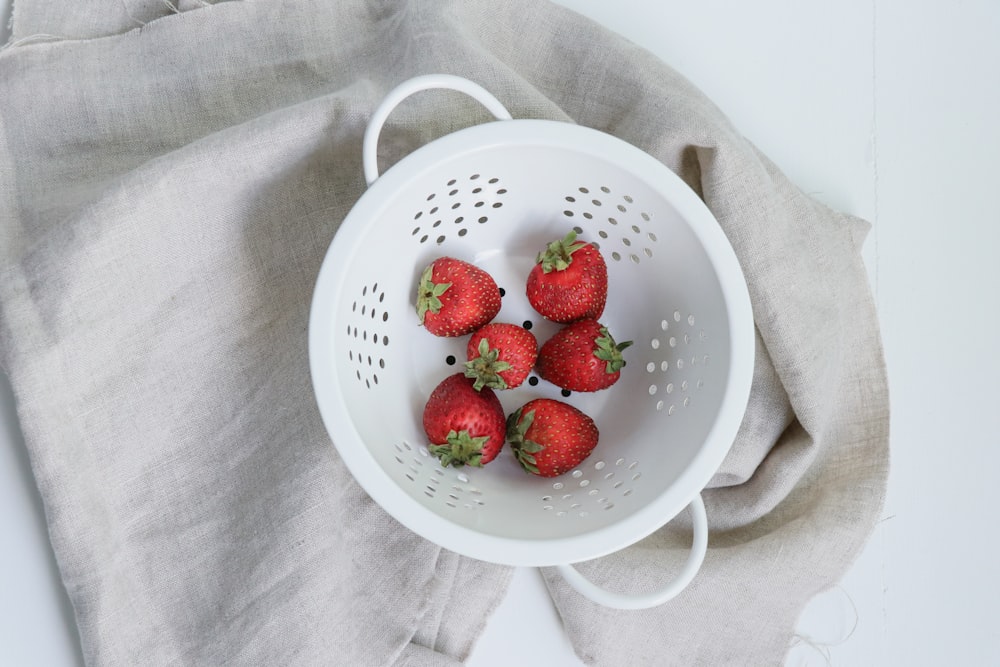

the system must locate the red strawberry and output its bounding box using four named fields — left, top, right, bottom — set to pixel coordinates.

left=507, top=399, right=599, bottom=477
left=536, top=319, right=632, bottom=392
left=526, top=230, right=608, bottom=323
left=422, top=373, right=506, bottom=467
left=416, top=257, right=501, bottom=337
left=465, top=323, right=538, bottom=391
